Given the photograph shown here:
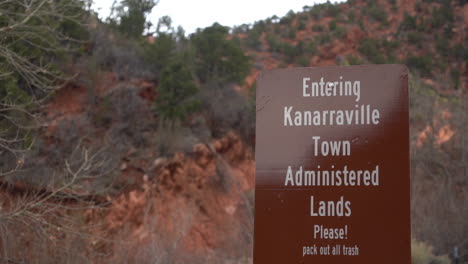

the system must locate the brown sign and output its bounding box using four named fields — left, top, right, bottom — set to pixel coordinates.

left=254, top=65, right=410, bottom=263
